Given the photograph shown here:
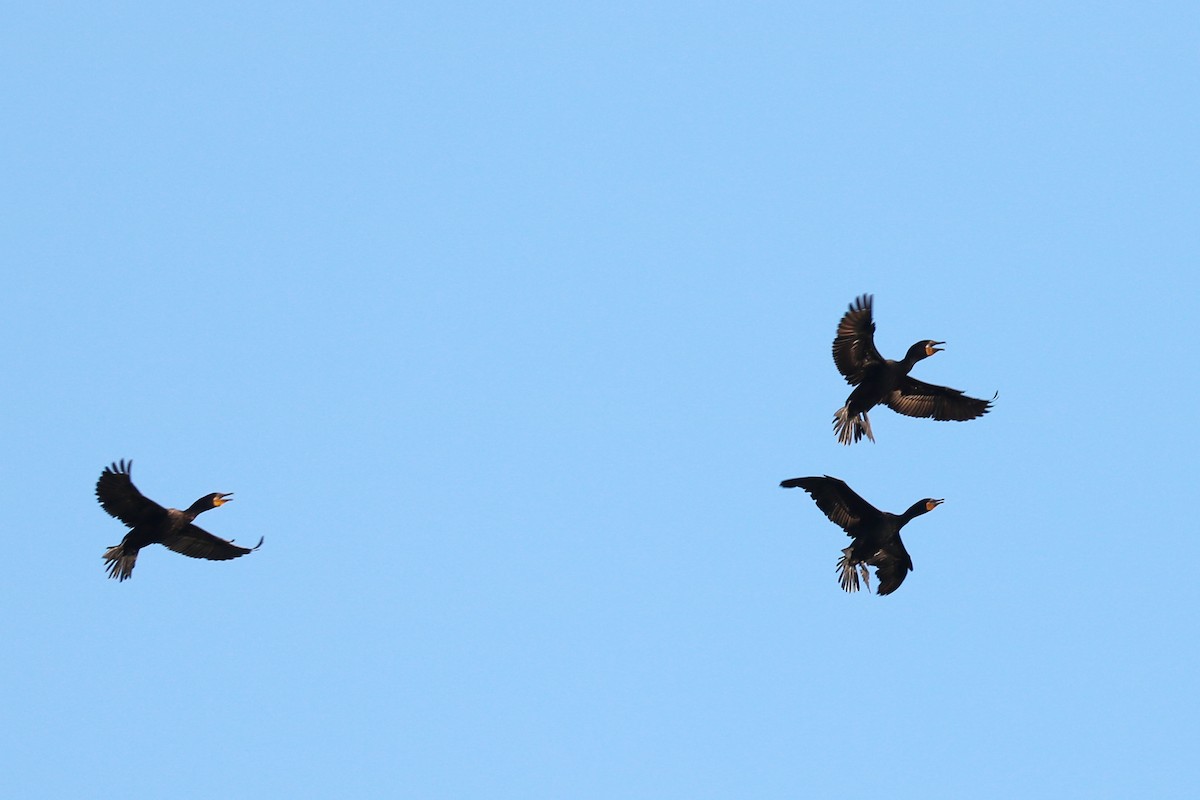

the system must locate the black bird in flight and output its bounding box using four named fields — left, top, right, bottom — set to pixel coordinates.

left=96, top=460, right=262, bottom=581
left=780, top=475, right=942, bottom=595
left=832, top=294, right=993, bottom=444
